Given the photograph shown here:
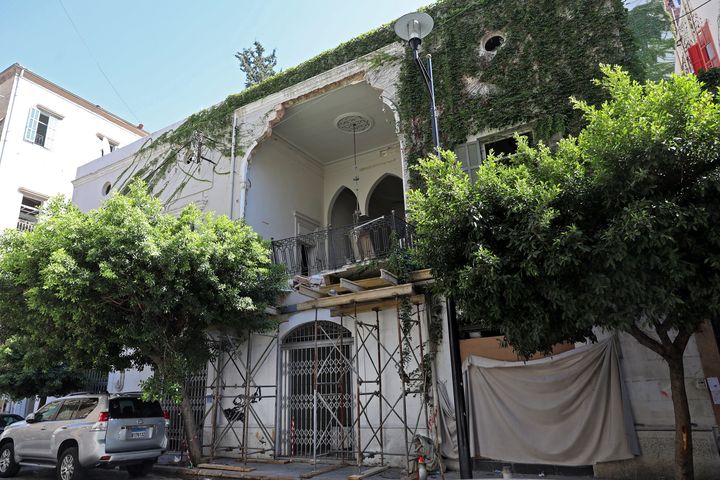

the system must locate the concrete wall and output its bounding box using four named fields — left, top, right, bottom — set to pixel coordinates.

left=595, top=330, right=720, bottom=479
left=244, top=136, right=324, bottom=241
left=0, top=73, right=142, bottom=230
